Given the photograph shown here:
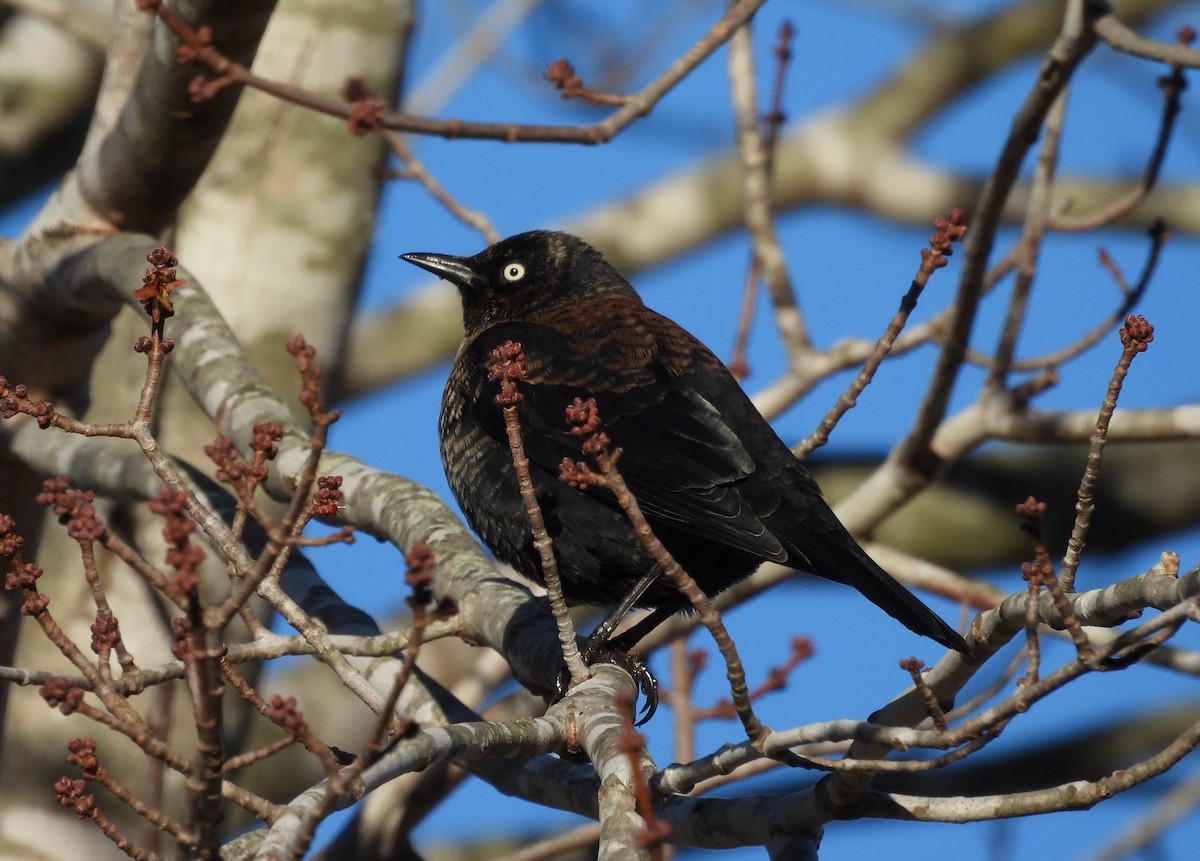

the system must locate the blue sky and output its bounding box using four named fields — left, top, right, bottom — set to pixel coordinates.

left=5, top=1, right=1200, bottom=859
